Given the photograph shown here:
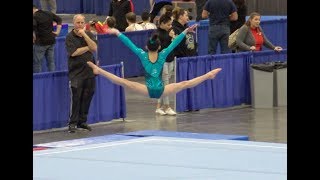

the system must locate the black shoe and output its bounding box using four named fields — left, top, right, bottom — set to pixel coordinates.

left=184, top=109, right=200, bottom=112
left=68, top=125, right=76, bottom=133
left=77, top=123, right=92, bottom=131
